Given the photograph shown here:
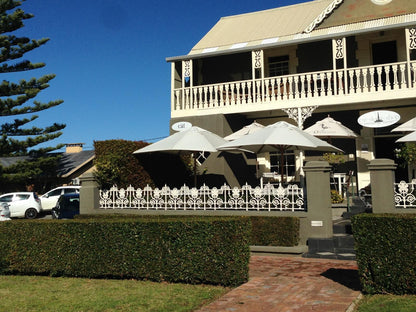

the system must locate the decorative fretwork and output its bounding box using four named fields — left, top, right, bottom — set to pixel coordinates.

left=409, top=28, right=416, bottom=50
left=183, top=60, right=191, bottom=78
left=282, top=106, right=318, bottom=129
left=335, top=38, right=344, bottom=59
left=253, top=50, right=263, bottom=69
left=99, top=183, right=305, bottom=211
left=394, top=180, right=416, bottom=209
left=304, top=0, right=344, bottom=33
